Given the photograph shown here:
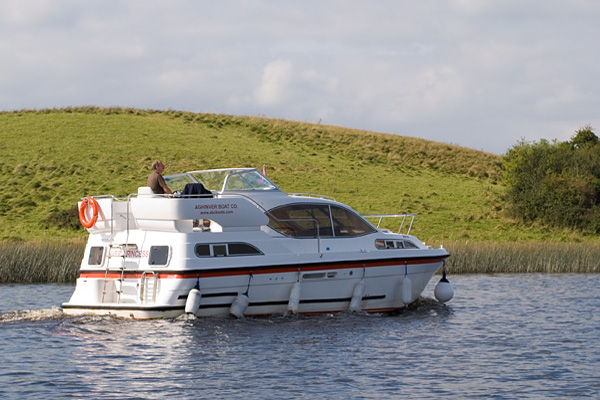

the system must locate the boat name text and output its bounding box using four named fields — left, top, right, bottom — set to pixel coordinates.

left=109, top=249, right=149, bottom=258
left=194, top=203, right=238, bottom=210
